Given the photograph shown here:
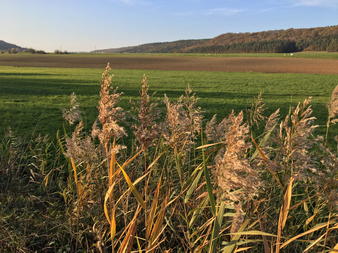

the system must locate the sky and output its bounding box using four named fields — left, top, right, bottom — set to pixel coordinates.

left=1, top=0, right=338, bottom=52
